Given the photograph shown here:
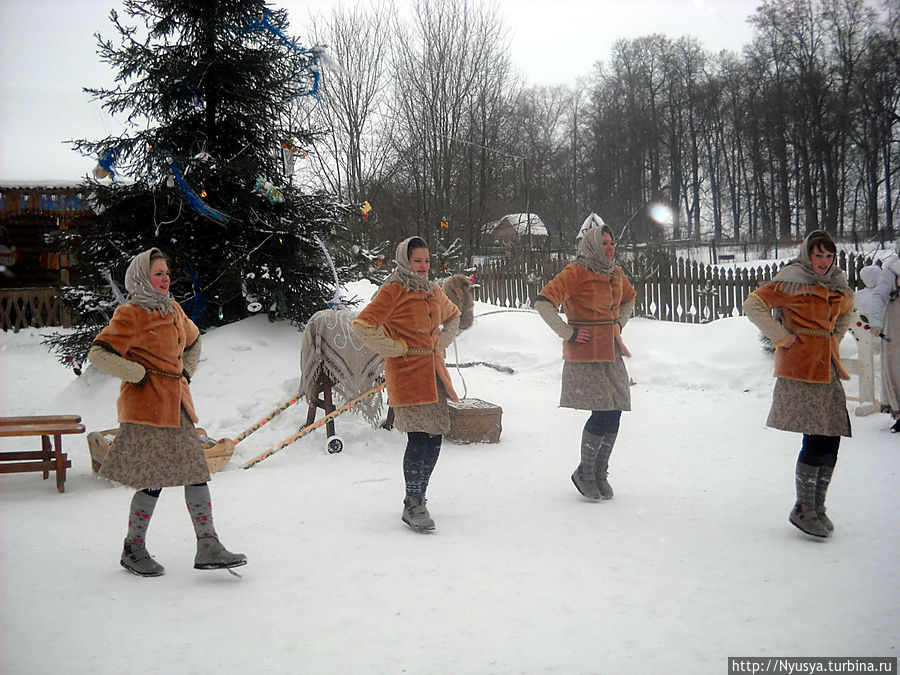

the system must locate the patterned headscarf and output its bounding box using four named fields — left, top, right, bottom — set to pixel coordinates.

left=574, top=224, right=617, bottom=276
left=124, top=247, right=176, bottom=316
left=770, top=230, right=851, bottom=296
left=384, top=236, right=437, bottom=294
